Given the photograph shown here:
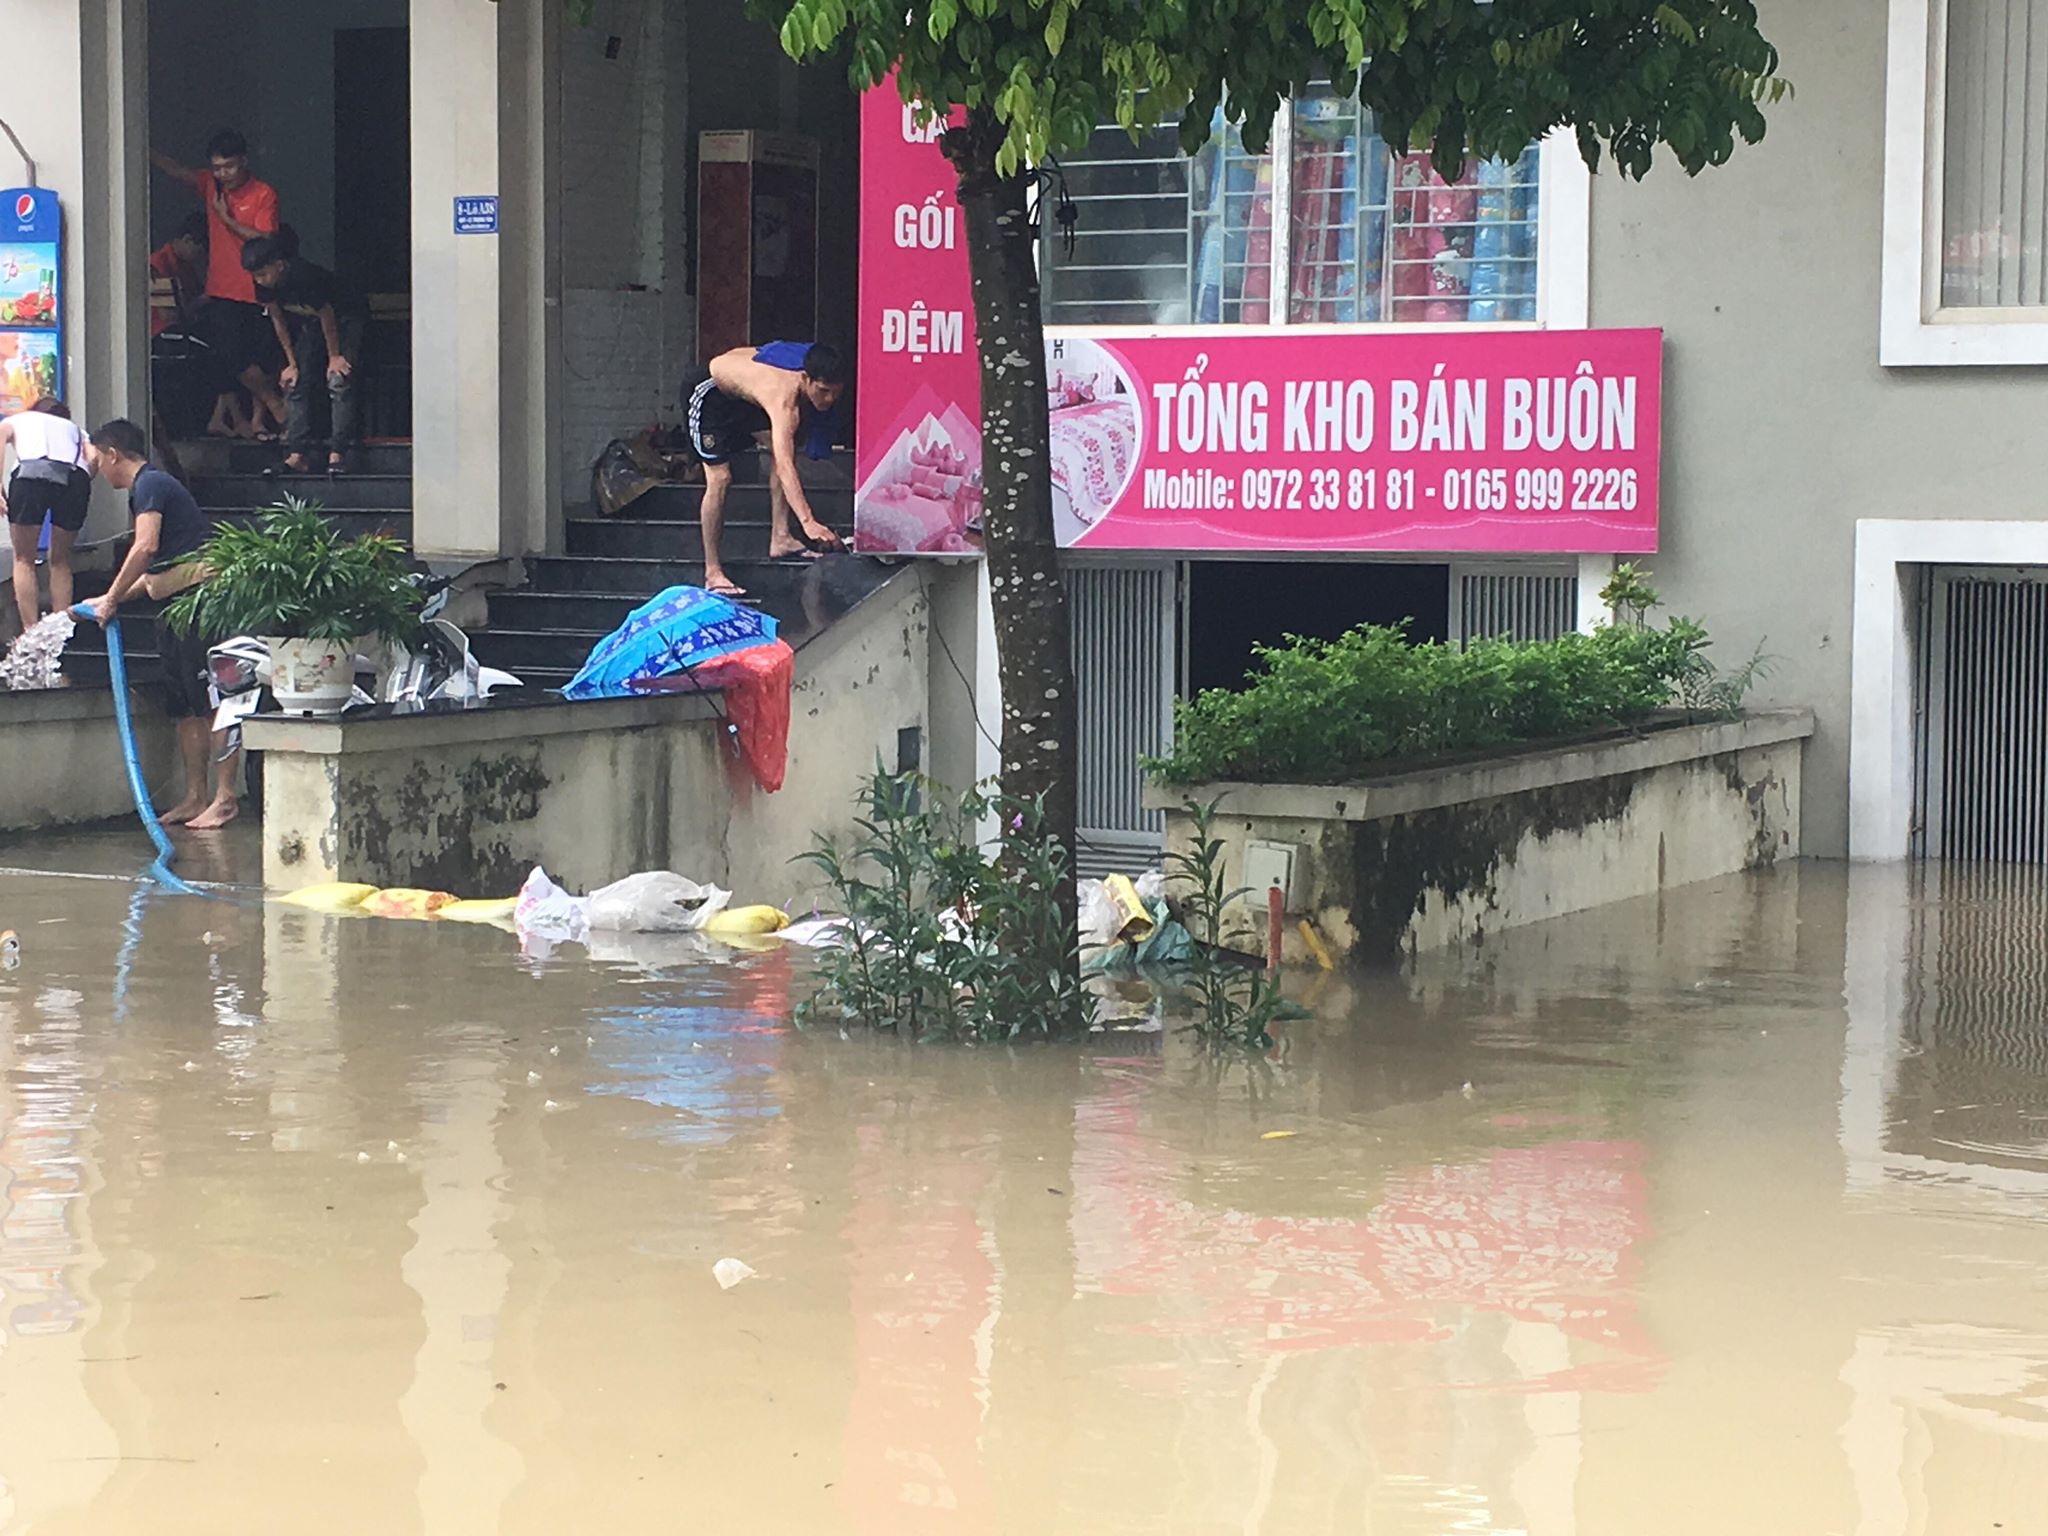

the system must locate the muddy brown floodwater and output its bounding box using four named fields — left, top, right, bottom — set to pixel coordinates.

left=0, top=840, right=2045, bottom=1534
